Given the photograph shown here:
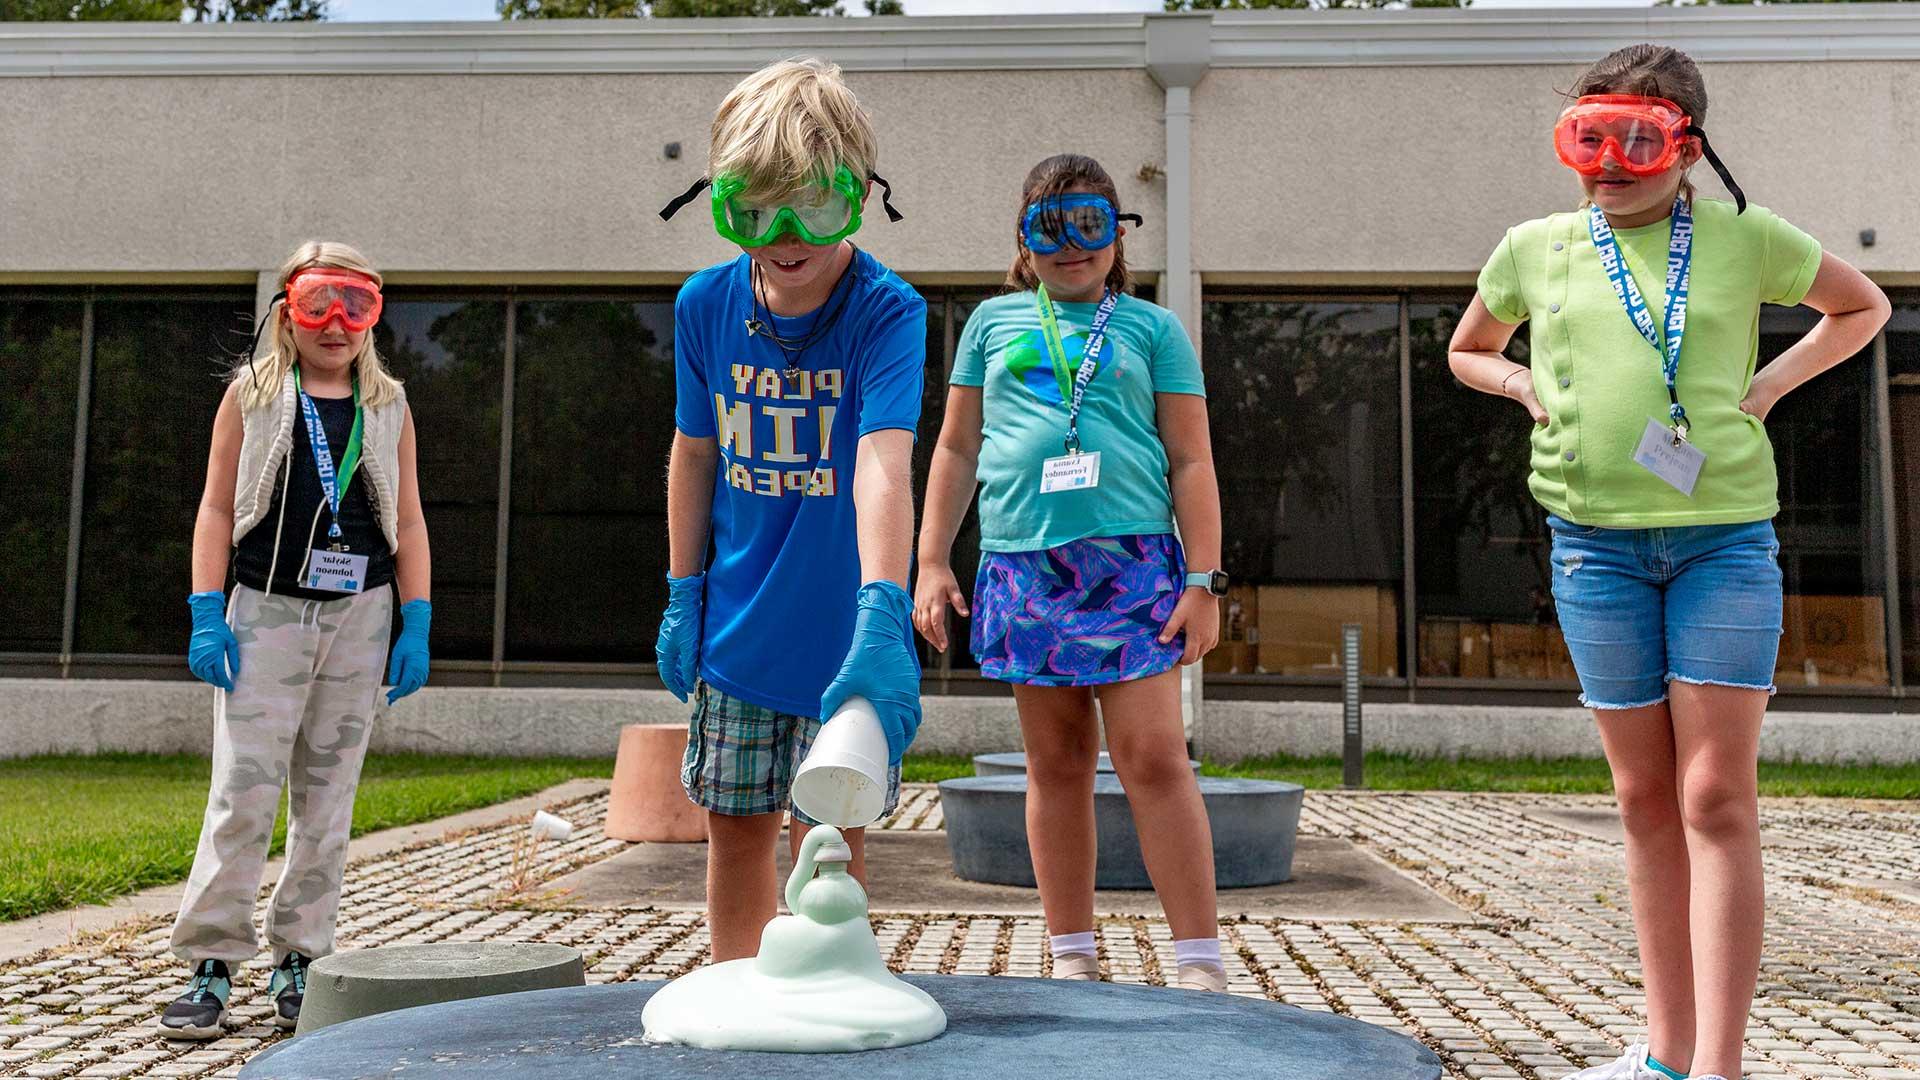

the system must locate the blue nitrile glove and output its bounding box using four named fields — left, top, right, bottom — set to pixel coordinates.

left=386, top=599, right=432, bottom=705
left=186, top=591, right=240, bottom=692
left=820, top=581, right=923, bottom=767
left=655, top=573, right=705, bottom=703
